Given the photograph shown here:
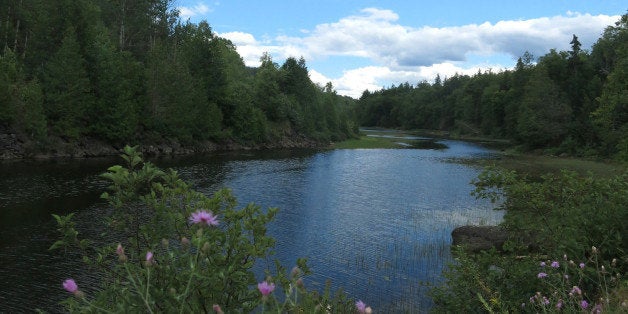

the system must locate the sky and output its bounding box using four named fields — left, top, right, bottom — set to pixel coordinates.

left=175, top=0, right=625, bottom=98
